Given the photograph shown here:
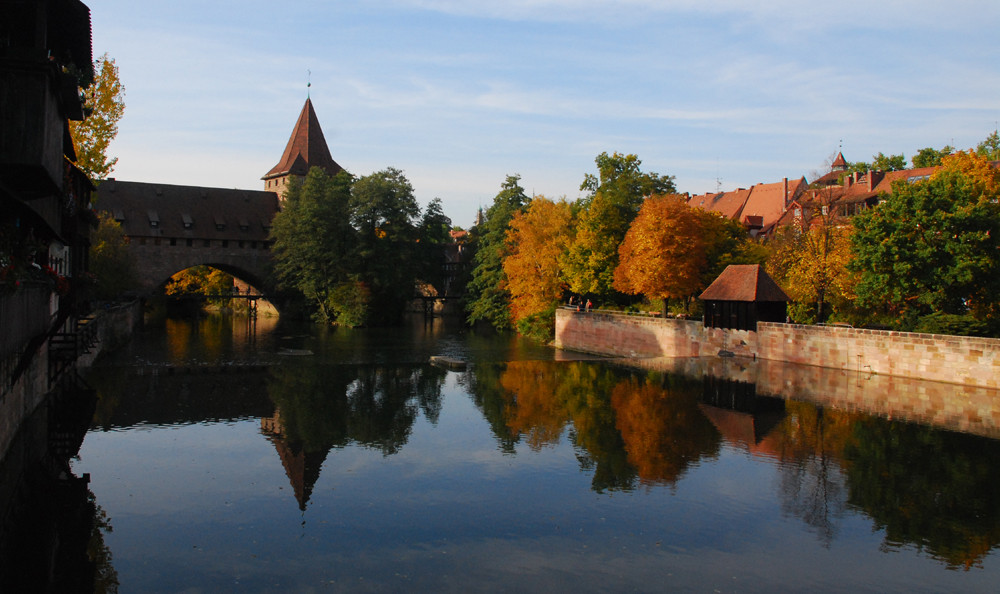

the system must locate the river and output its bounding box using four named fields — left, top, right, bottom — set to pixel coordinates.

left=10, top=313, right=1000, bottom=591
